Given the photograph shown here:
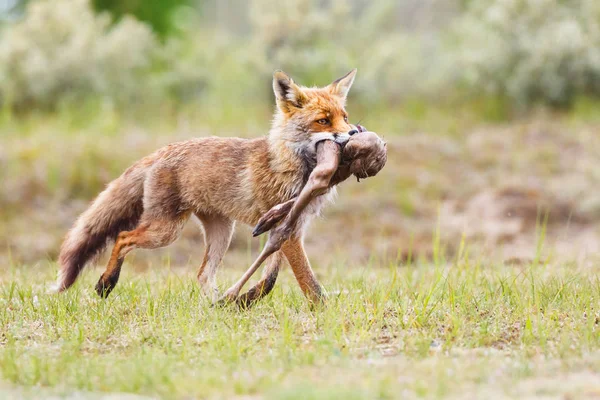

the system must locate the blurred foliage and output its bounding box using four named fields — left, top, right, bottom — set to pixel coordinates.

left=0, top=0, right=156, bottom=110
left=1, top=0, right=600, bottom=113
left=247, top=0, right=458, bottom=105
left=91, top=0, right=192, bottom=37
left=0, top=0, right=28, bottom=20
left=455, top=0, right=600, bottom=108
